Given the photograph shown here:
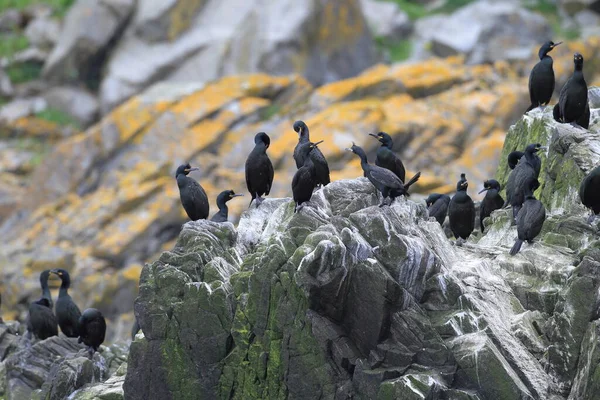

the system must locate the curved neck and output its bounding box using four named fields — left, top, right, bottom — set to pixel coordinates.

left=59, top=280, right=70, bottom=296
left=217, top=201, right=228, bottom=217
